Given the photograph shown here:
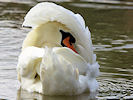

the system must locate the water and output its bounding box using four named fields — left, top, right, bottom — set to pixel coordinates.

left=0, top=0, right=133, bottom=99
